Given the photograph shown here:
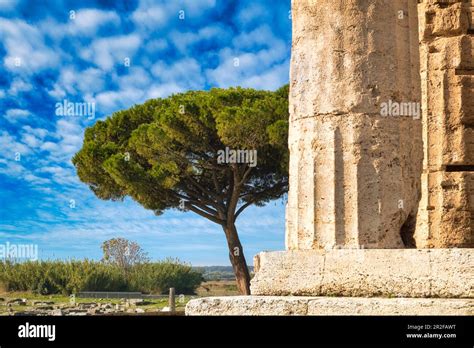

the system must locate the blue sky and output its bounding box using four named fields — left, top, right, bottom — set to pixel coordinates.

left=0, top=0, right=291, bottom=265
